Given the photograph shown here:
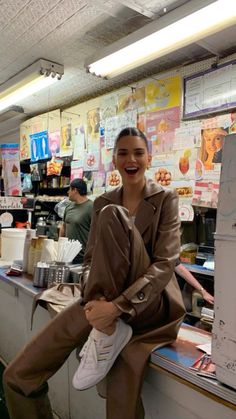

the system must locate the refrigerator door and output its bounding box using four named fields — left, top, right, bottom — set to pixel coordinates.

left=212, top=236, right=236, bottom=390
left=216, top=133, right=236, bottom=236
